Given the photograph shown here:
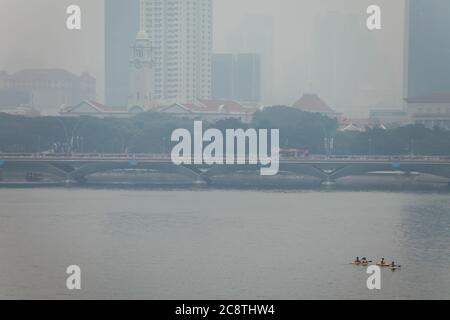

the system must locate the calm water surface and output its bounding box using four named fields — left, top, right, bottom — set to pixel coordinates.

left=0, top=188, right=449, bottom=299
